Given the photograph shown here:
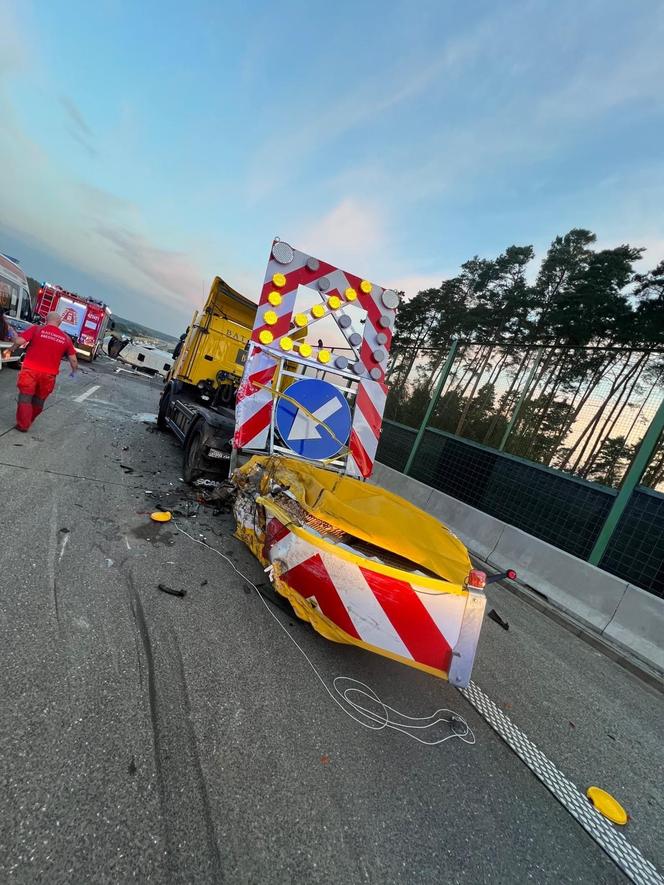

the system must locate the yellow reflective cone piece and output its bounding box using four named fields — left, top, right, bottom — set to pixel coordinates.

left=151, top=511, right=172, bottom=523
left=586, top=787, right=628, bottom=825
